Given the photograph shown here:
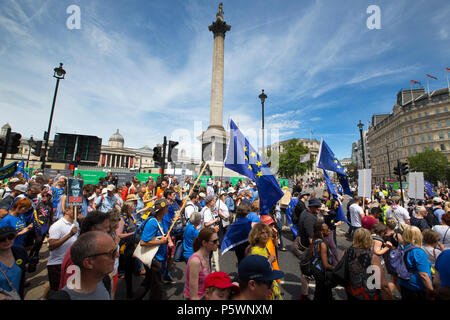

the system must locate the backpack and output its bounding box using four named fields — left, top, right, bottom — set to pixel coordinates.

left=299, top=239, right=323, bottom=277
left=424, top=207, right=440, bottom=228
left=386, top=245, right=418, bottom=281
left=133, top=215, right=152, bottom=244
